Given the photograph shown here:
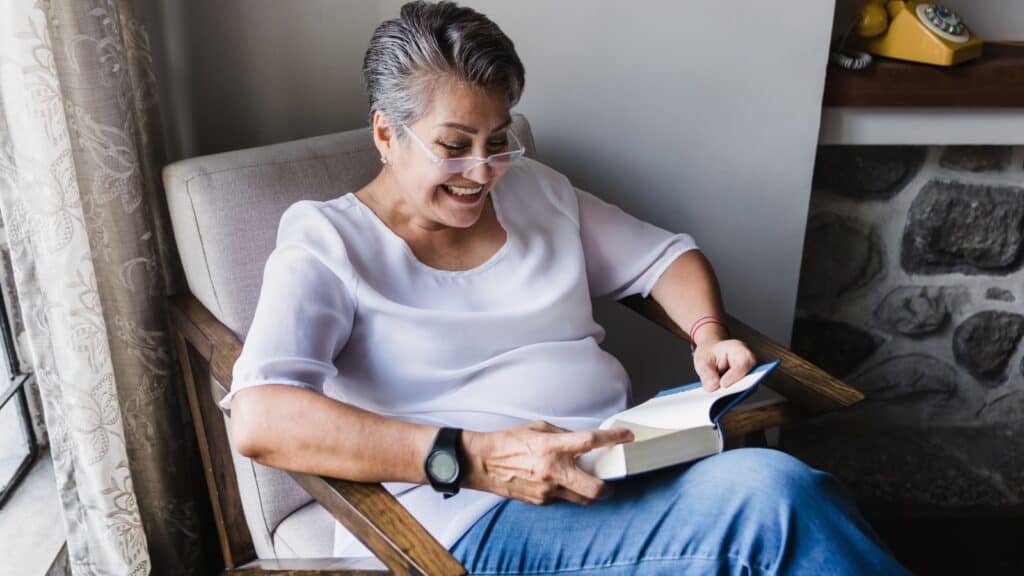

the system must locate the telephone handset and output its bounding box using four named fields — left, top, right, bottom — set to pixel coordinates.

left=831, top=1, right=983, bottom=69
